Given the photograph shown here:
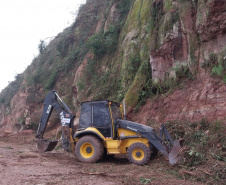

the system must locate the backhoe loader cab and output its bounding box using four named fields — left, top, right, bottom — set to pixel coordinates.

left=36, top=91, right=182, bottom=166
left=78, top=101, right=121, bottom=138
